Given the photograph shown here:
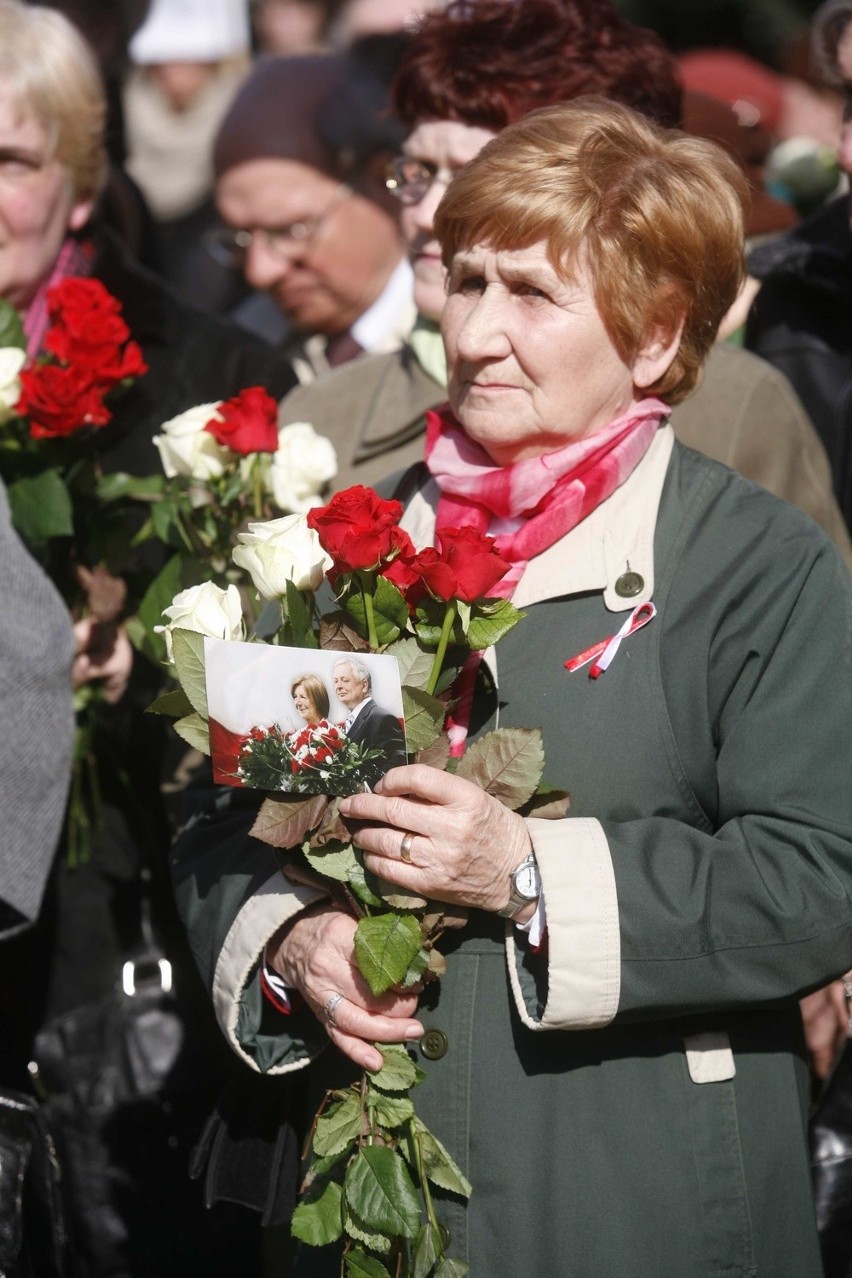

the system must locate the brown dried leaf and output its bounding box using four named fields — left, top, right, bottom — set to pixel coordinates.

left=521, top=789, right=571, bottom=820
left=455, top=727, right=544, bottom=810
left=313, top=798, right=350, bottom=847
left=250, top=793, right=329, bottom=849
left=75, top=564, right=127, bottom=622
left=415, top=732, right=451, bottom=772
left=318, top=611, right=369, bottom=652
